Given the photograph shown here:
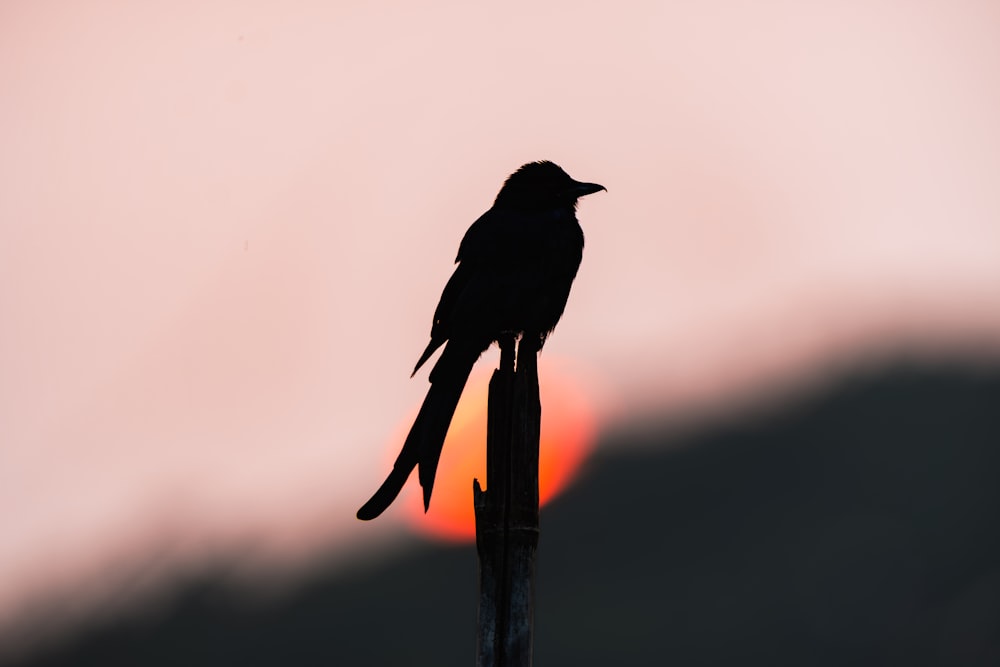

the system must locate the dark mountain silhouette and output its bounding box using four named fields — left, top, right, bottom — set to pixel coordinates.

left=10, top=362, right=1000, bottom=666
